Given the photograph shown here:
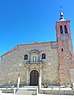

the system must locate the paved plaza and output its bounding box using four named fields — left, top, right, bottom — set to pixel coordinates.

left=0, top=93, right=74, bottom=100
